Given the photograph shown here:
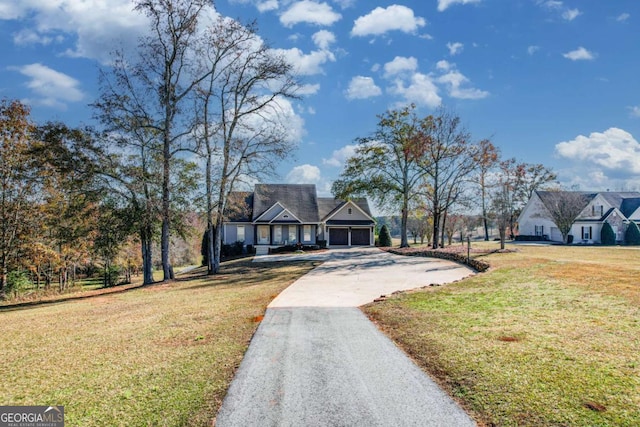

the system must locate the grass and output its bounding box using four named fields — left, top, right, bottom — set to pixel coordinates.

left=364, top=243, right=640, bottom=426
left=0, top=259, right=318, bottom=426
